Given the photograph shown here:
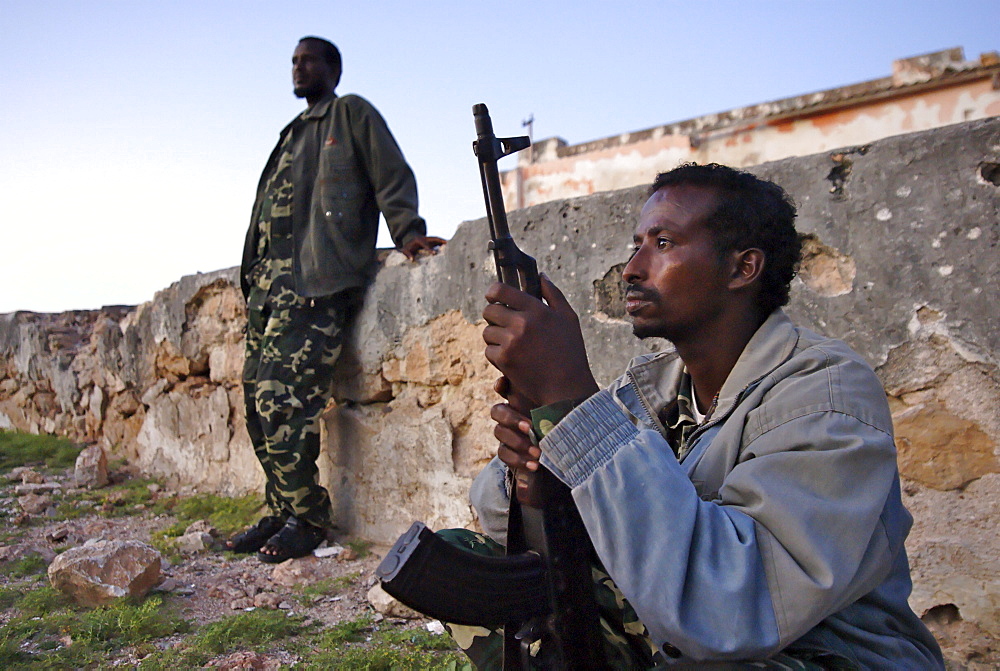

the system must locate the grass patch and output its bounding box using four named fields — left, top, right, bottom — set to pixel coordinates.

left=0, top=586, right=21, bottom=609
left=0, top=589, right=189, bottom=669
left=377, top=625, right=462, bottom=651
left=147, top=518, right=190, bottom=564
left=51, top=499, right=94, bottom=521
left=346, top=538, right=373, bottom=559
left=297, top=572, right=359, bottom=604
left=0, top=430, right=80, bottom=471
left=46, top=477, right=164, bottom=524
left=90, top=479, right=162, bottom=515
left=196, top=609, right=305, bottom=653
left=77, top=596, right=189, bottom=645
left=305, top=646, right=471, bottom=669
left=298, top=616, right=469, bottom=670
left=315, top=614, right=373, bottom=646
left=148, top=534, right=184, bottom=566
left=0, top=553, right=49, bottom=578
left=139, top=608, right=305, bottom=669
left=55, top=479, right=259, bottom=533
left=14, top=585, right=73, bottom=617
left=165, top=492, right=263, bottom=538
left=147, top=492, right=263, bottom=563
